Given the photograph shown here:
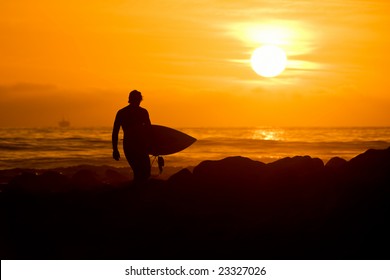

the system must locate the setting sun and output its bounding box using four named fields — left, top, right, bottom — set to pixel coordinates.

left=250, top=45, right=287, bottom=78
left=1, top=0, right=390, bottom=128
